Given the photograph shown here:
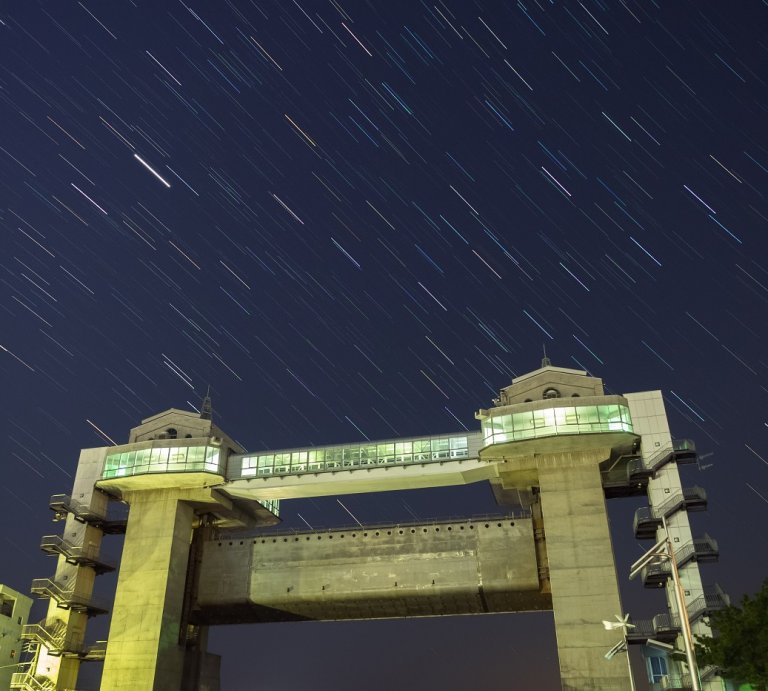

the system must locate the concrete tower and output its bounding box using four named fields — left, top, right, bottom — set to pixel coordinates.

left=19, top=363, right=725, bottom=690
